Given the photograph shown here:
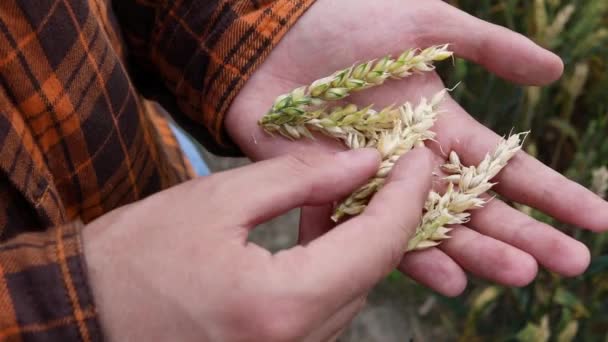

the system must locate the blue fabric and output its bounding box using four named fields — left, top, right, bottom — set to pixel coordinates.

left=169, top=123, right=210, bottom=176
